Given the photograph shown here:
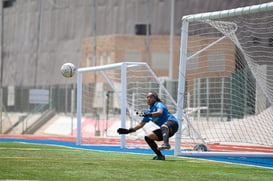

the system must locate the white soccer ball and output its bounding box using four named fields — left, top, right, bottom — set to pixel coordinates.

left=60, top=63, right=76, bottom=78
